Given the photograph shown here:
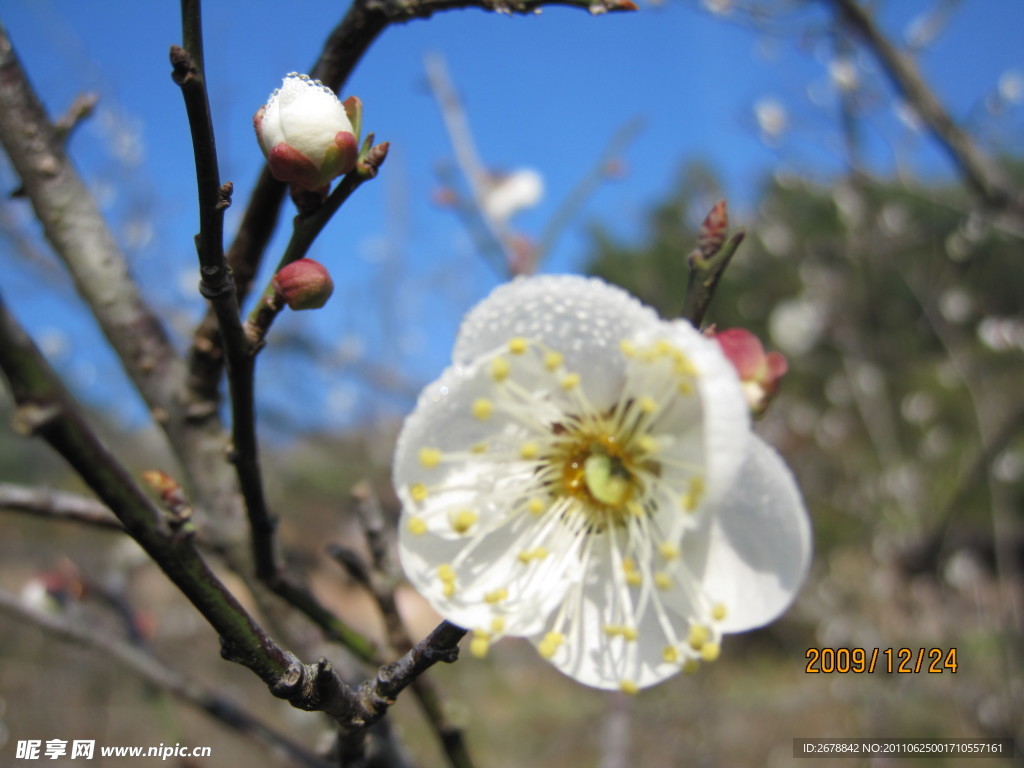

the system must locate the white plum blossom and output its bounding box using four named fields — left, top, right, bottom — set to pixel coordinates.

left=395, top=276, right=811, bottom=691
left=254, top=73, right=360, bottom=191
